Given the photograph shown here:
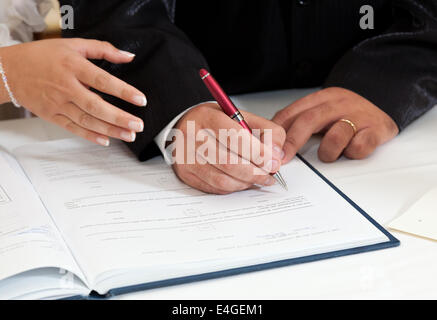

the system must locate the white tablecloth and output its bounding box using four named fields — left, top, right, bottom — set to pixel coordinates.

left=1, top=89, right=436, bottom=299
